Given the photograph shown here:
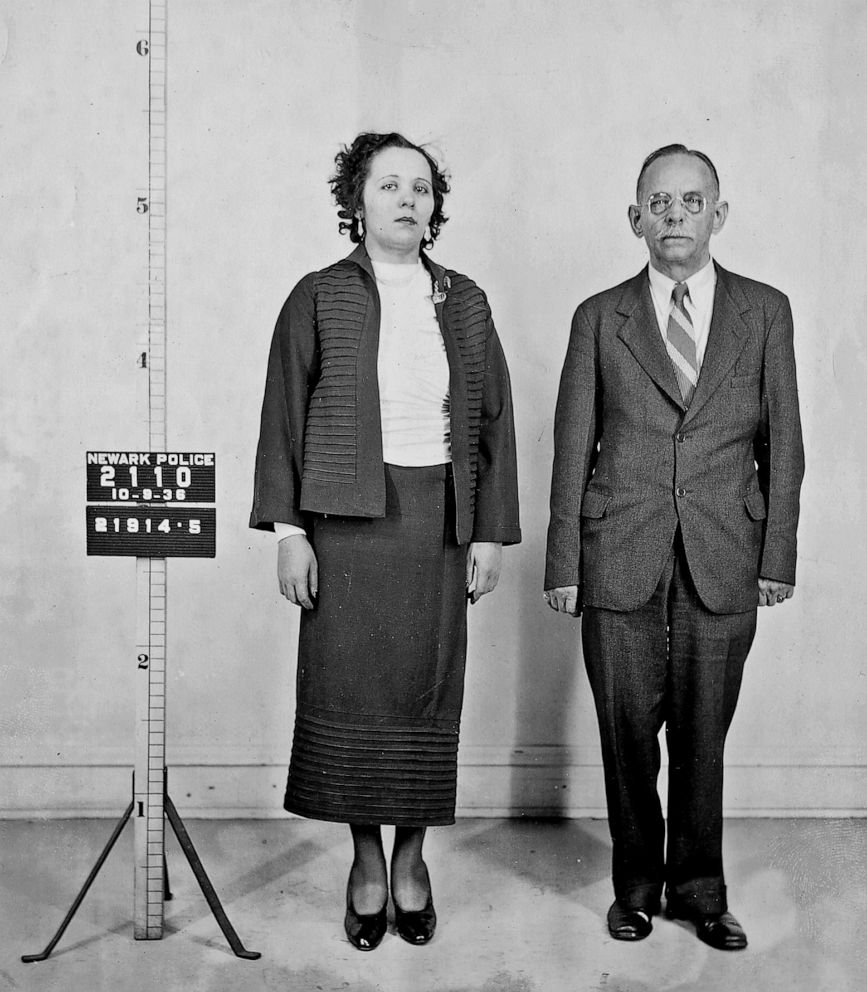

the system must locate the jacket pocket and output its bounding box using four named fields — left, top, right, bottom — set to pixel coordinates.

left=744, top=489, right=767, bottom=520
left=581, top=489, right=612, bottom=519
